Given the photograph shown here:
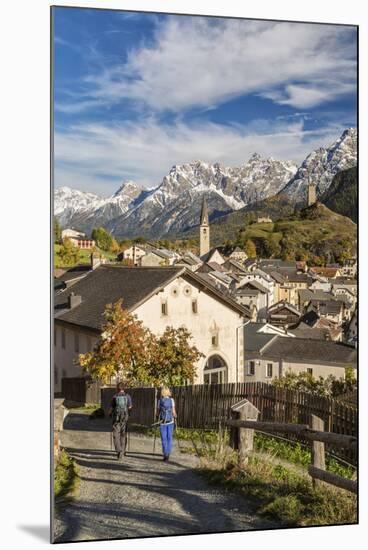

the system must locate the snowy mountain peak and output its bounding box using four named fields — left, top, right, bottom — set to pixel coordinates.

left=280, top=128, right=357, bottom=201
left=112, top=180, right=142, bottom=198
left=55, top=128, right=356, bottom=239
